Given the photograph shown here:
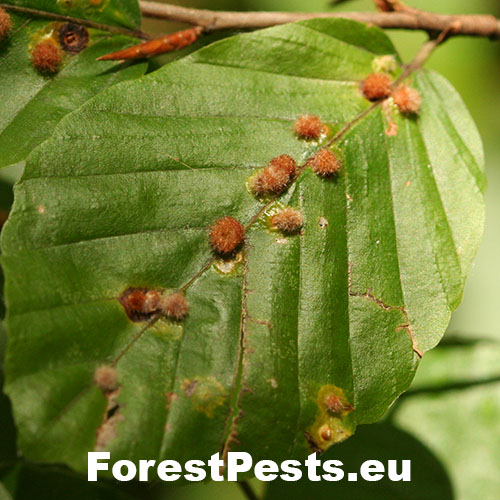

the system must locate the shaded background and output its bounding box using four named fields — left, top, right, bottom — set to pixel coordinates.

left=1, top=0, right=499, bottom=499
